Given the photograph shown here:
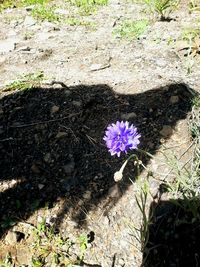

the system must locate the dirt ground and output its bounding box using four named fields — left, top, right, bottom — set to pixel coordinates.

left=0, top=0, right=200, bottom=266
